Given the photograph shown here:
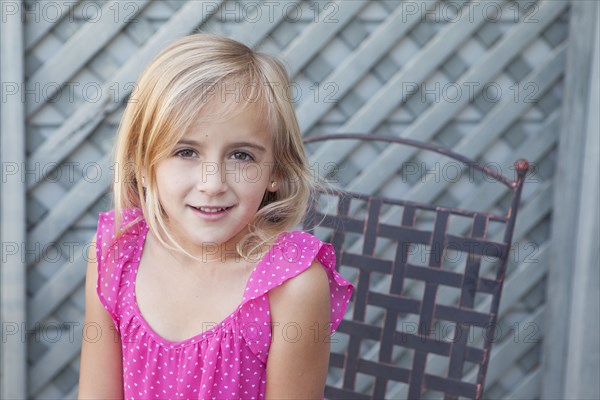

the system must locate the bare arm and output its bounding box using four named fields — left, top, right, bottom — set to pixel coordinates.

left=265, top=260, right=331, bottom=399
left=78, top=235, right=124, bottom=399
